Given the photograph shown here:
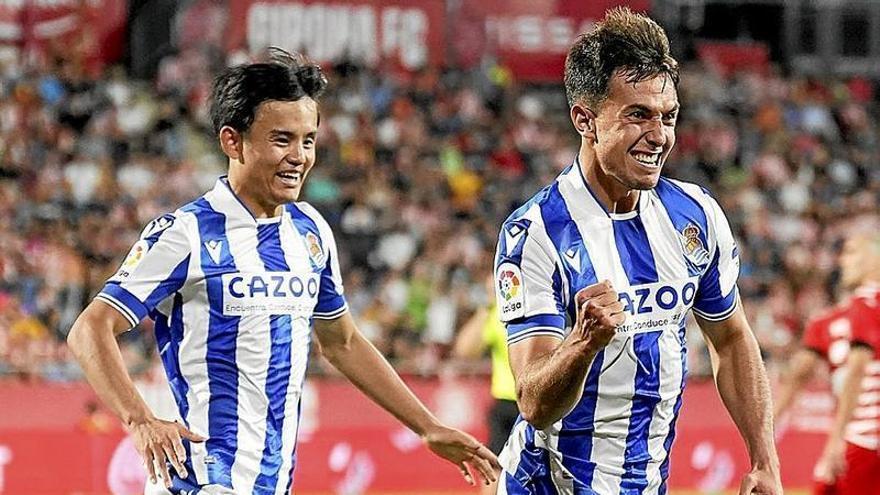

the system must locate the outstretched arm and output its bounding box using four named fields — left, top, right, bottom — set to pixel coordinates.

left=314, top=311, right=500, bottom=485
left=773, top=348, right=822, bottom=421
left=697, top=306, right=781, bottom=495
left=68, top=301, right=204, bottom=488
